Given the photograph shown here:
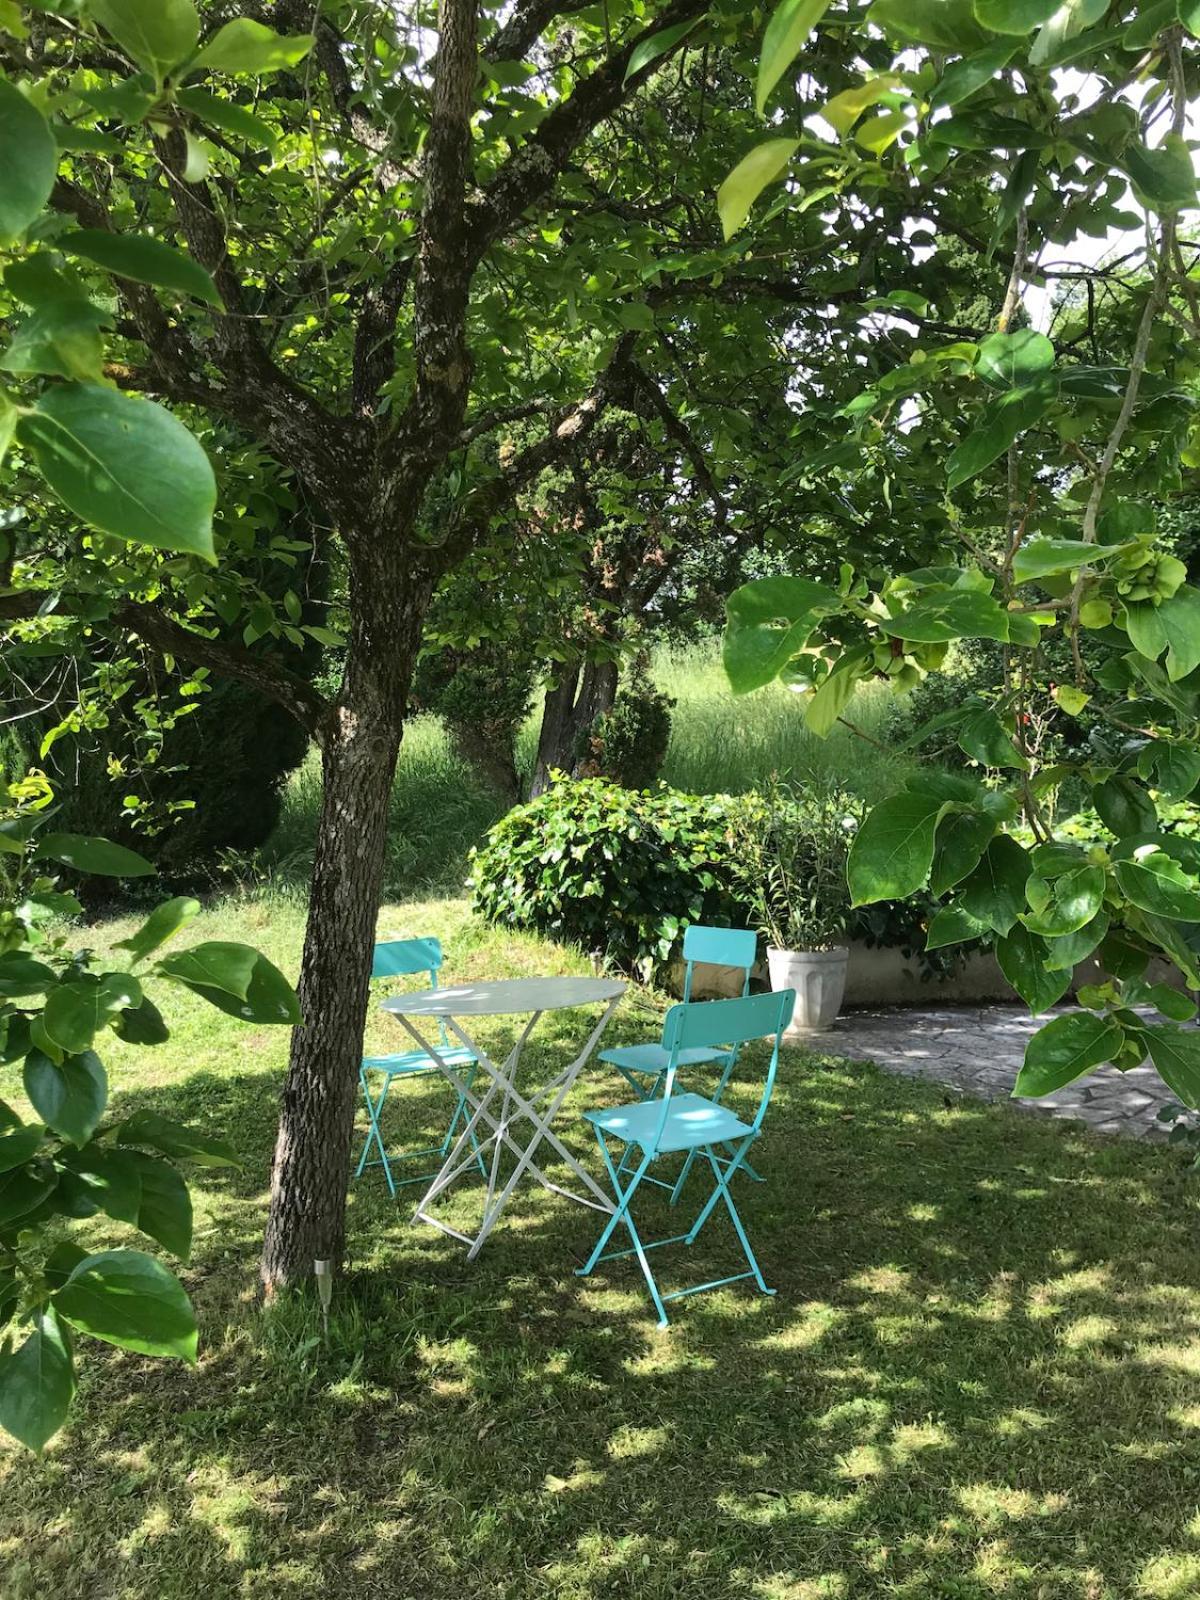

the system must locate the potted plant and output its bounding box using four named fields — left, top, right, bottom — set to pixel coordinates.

left=734, top=777, right=859, bottom=1034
